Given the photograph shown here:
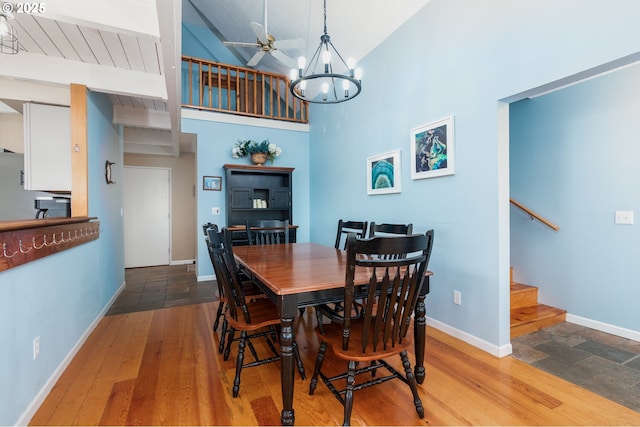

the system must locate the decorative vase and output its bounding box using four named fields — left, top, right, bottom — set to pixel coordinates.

left=250, top=152, right=268, bottom=166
